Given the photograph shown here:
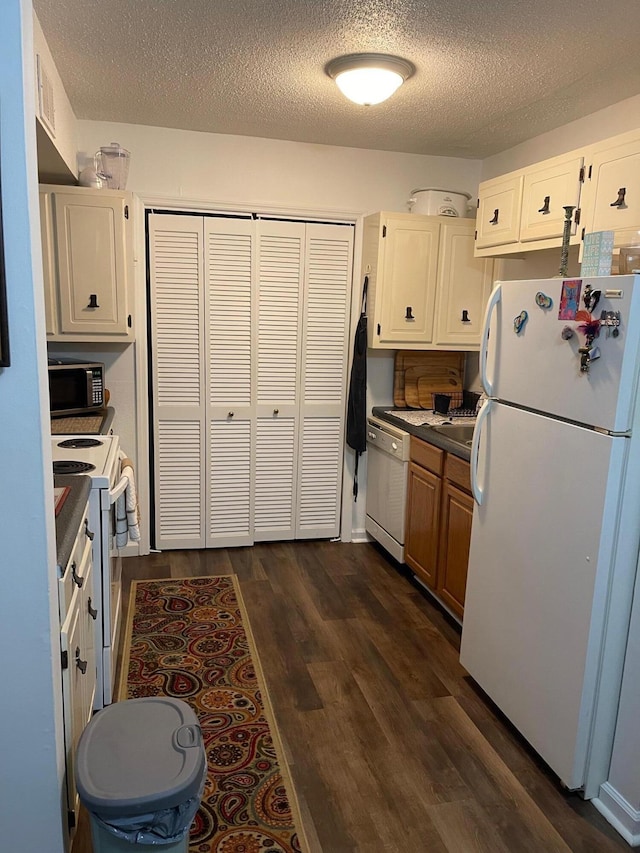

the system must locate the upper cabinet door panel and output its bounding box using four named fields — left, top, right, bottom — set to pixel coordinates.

left=379, top=216, right=440, bottom=345
left=54, top=193, right=128, bottom=335
left=476, top=175, right=523, bottom=249
left=435, top=222, right=493, bottom=347
left=586, top=140, right=640, bottom=234
left=520, top=156, right=583, bottom=242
